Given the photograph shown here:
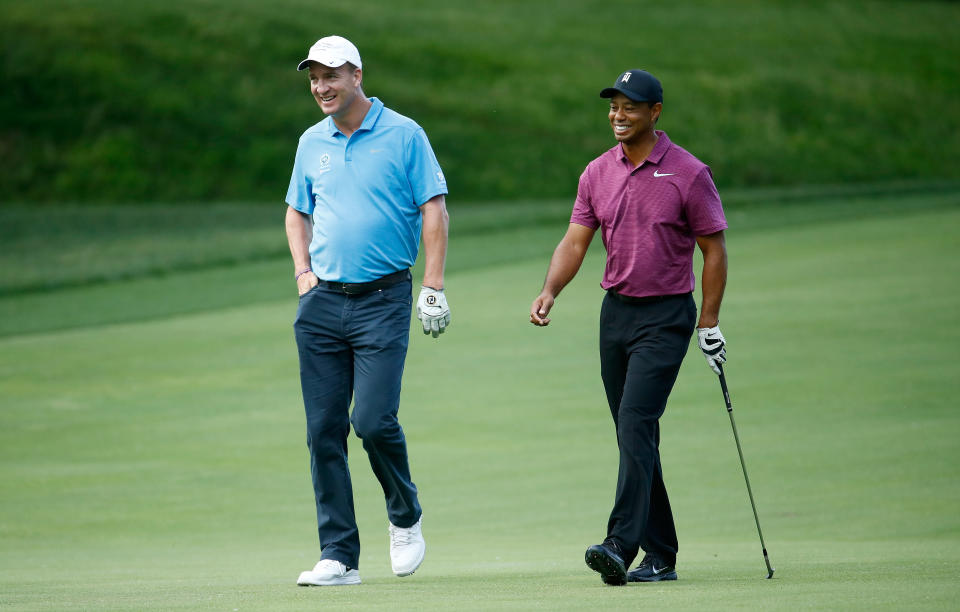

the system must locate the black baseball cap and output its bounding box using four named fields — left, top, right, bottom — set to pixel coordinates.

left=600, top=69, right=663, bottom=104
